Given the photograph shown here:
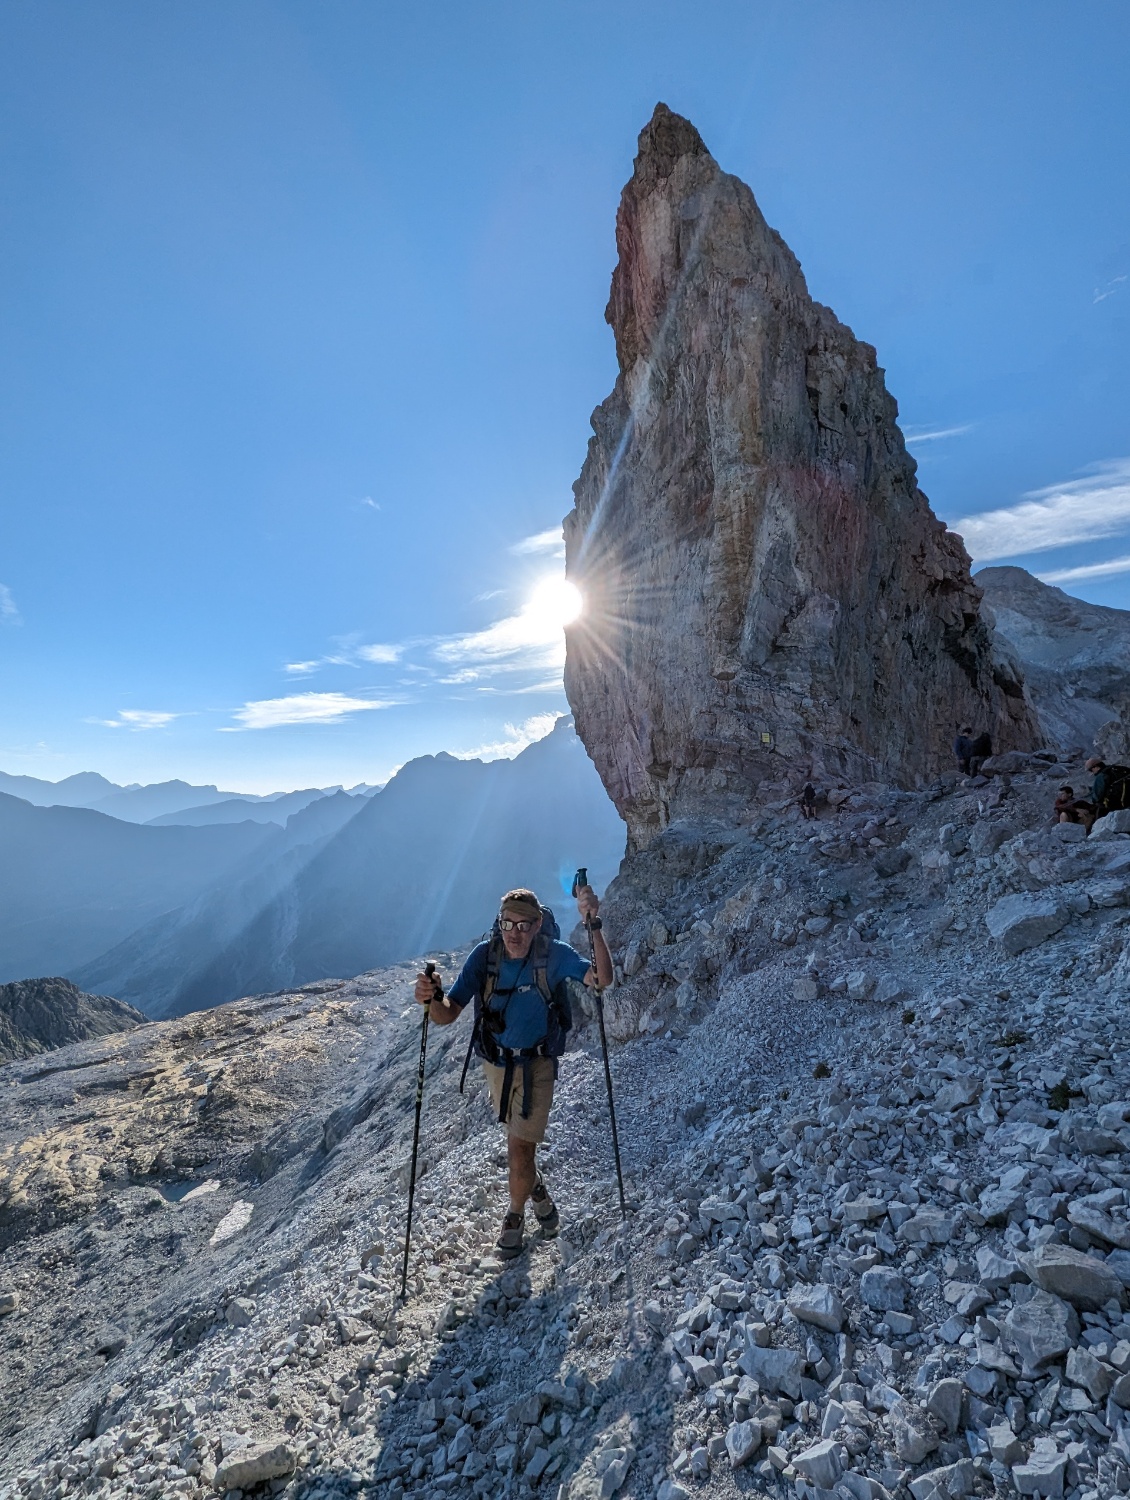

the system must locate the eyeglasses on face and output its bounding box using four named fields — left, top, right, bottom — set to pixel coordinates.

left=499, top=917, right=537, bottom=933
